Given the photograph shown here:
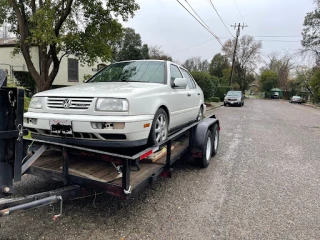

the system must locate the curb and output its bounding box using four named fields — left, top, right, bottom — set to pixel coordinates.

left=206, top=103, right=224, bottom=112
